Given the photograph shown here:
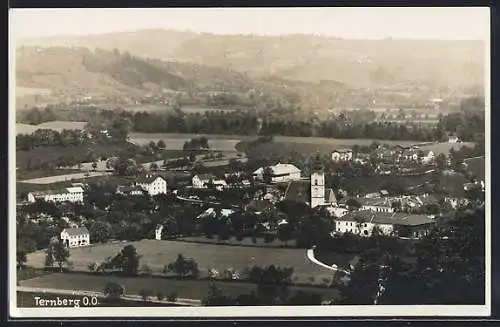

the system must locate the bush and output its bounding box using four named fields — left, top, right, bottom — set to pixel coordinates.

left=139, top=288, right=153, bottom=301
left=156, top=292, right=164, bottom=301
left=167, top=292, right=178, bottom=302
